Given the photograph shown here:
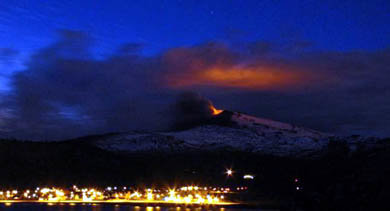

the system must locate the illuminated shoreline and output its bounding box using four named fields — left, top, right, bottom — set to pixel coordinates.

left=0, top=199, right=238, bottom=206
left=0, top=185, right=246, bottom=206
